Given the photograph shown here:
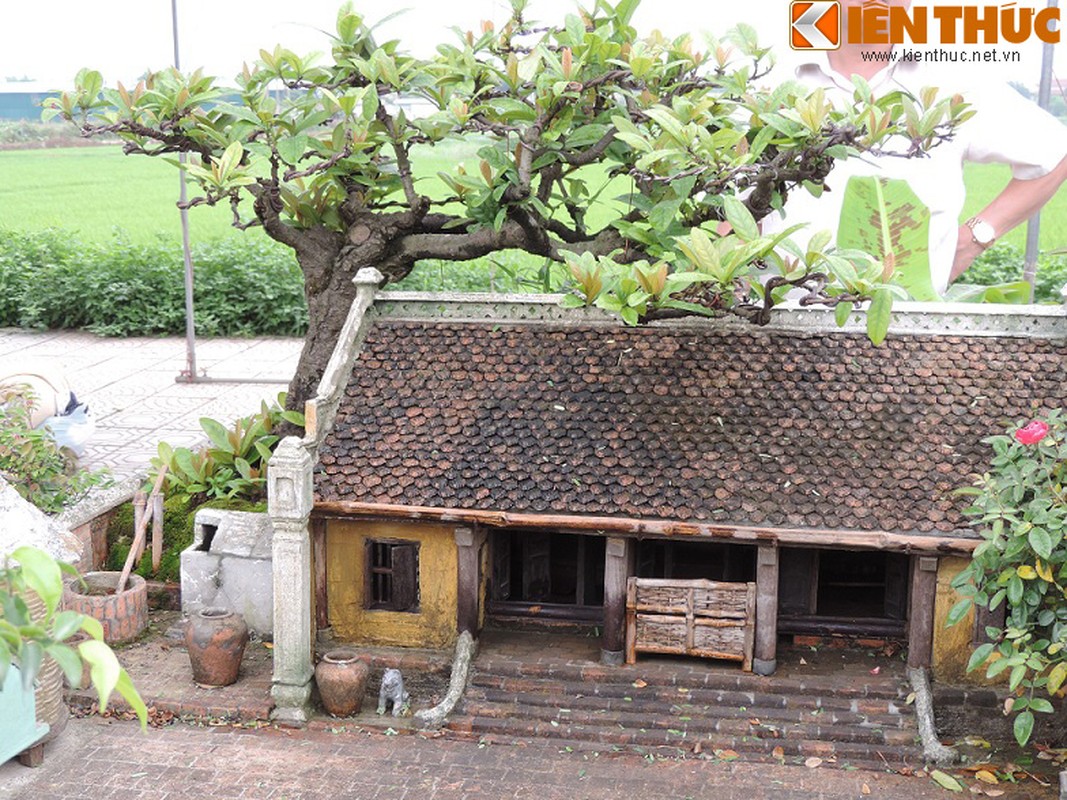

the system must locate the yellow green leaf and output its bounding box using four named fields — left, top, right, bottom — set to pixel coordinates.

left=929, top=769, right=964, bottom=792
